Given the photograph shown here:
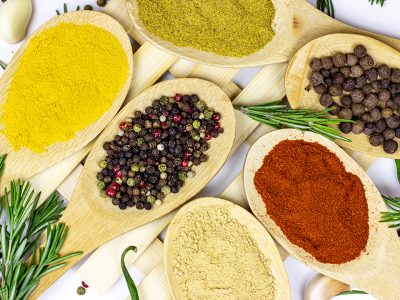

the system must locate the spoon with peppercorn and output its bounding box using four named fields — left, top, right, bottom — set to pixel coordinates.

left=244, top=129, right=400, bottom=299
left=31, top=78, right=236, bottom=297
left=286, top=33, right=400, bottom=158
left=0, top=11, right=134, bottom=188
